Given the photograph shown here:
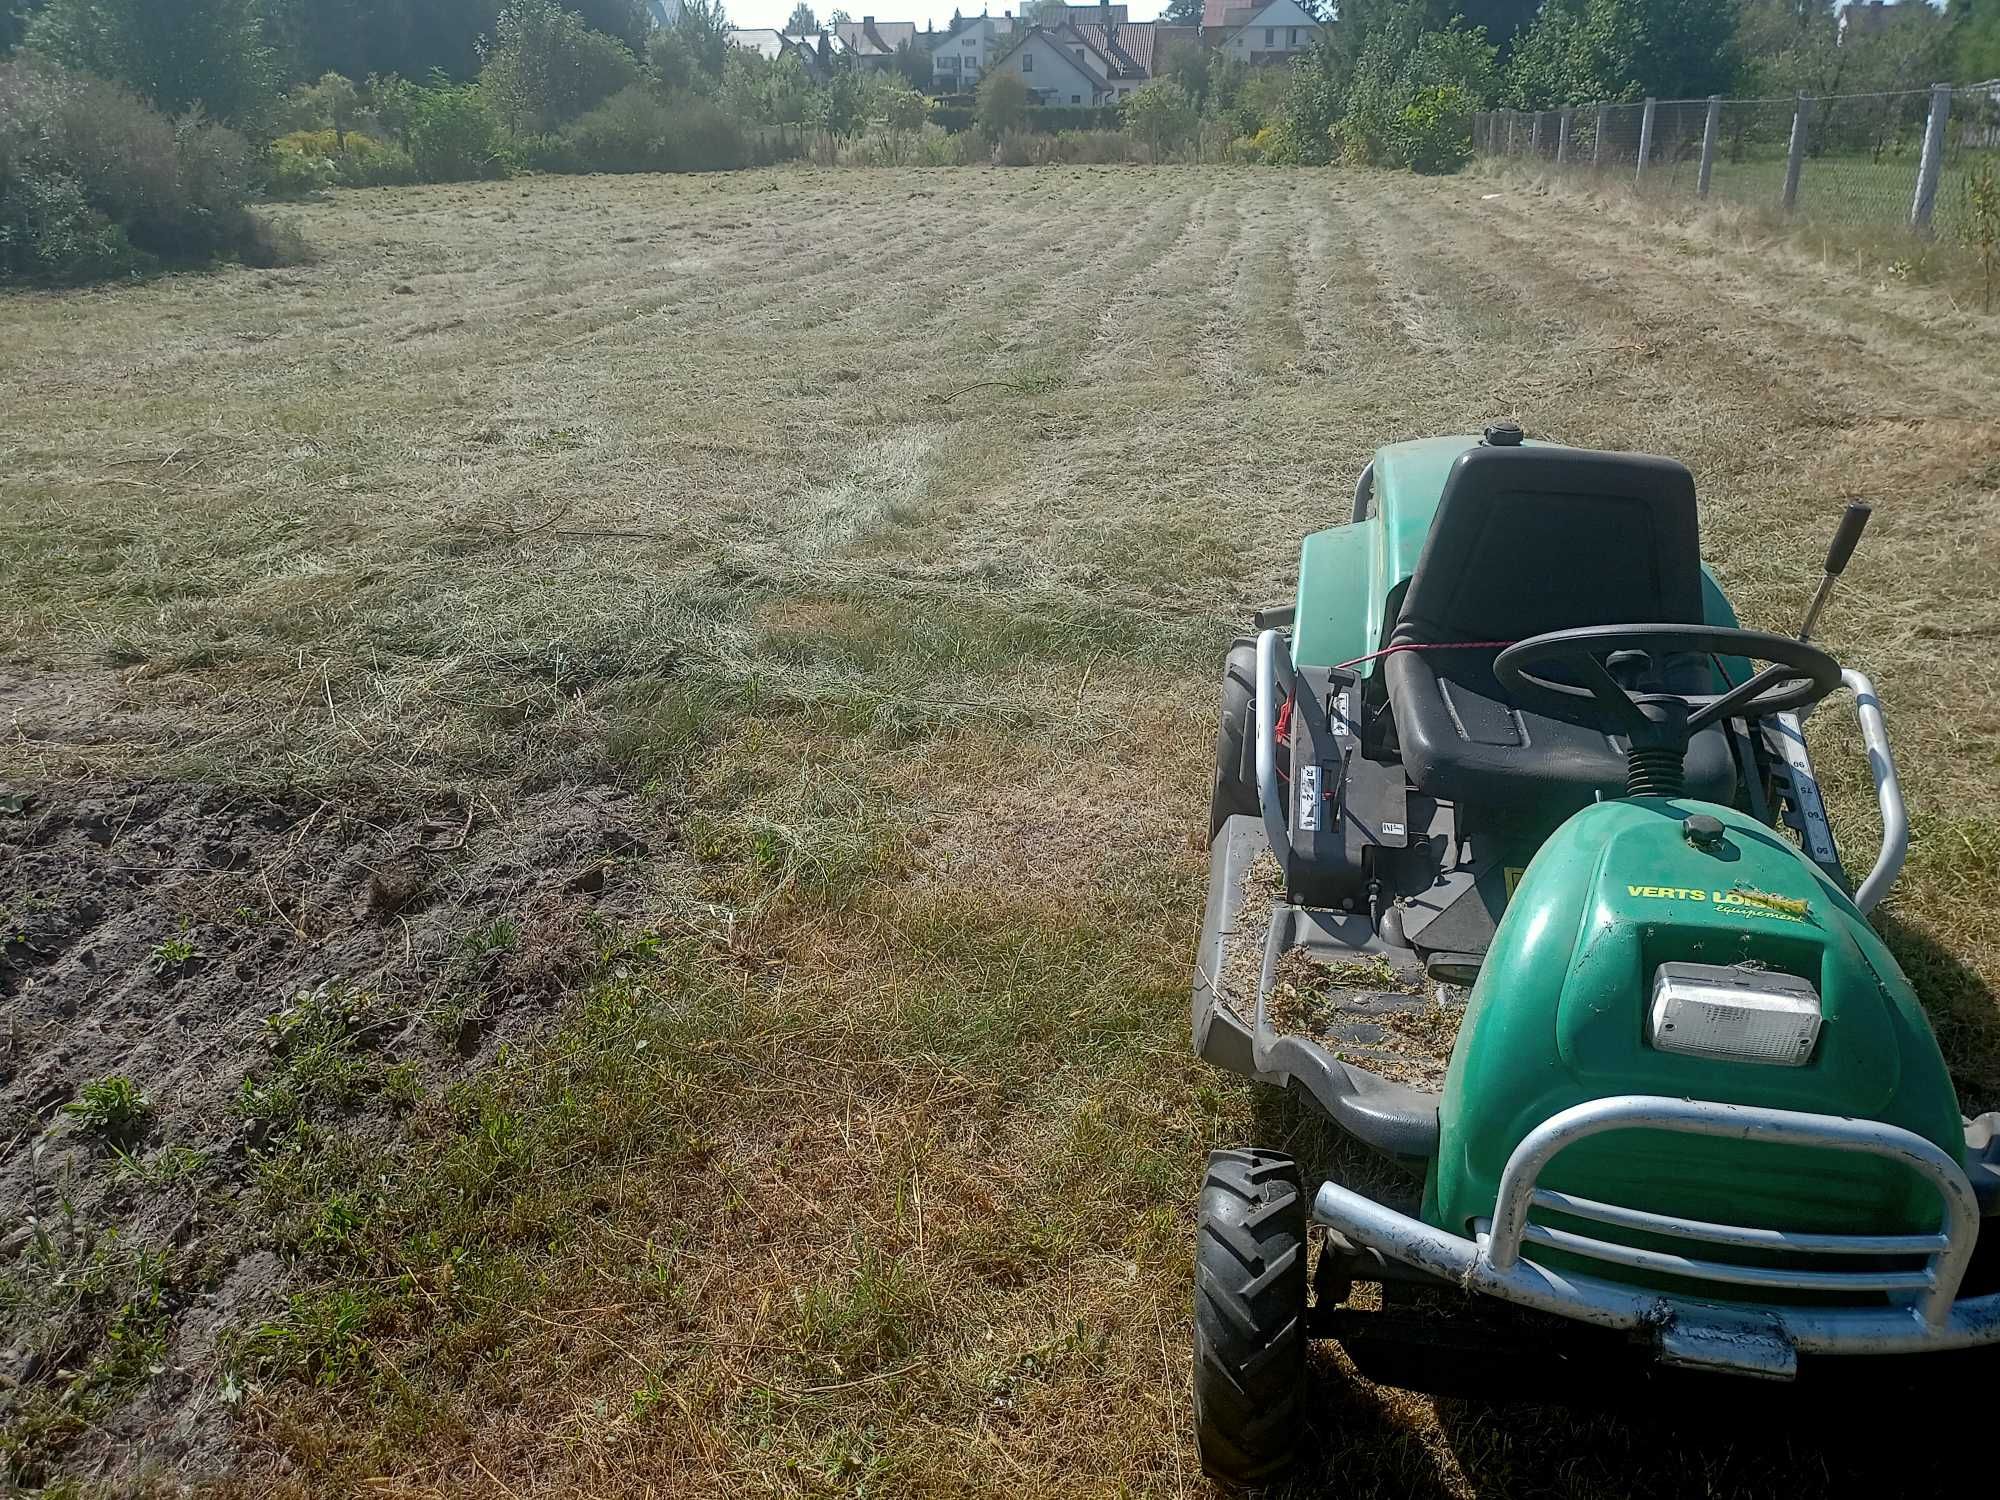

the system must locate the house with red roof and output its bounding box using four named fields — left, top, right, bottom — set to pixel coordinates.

left=1204, top=0, right=1324, bottom=64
